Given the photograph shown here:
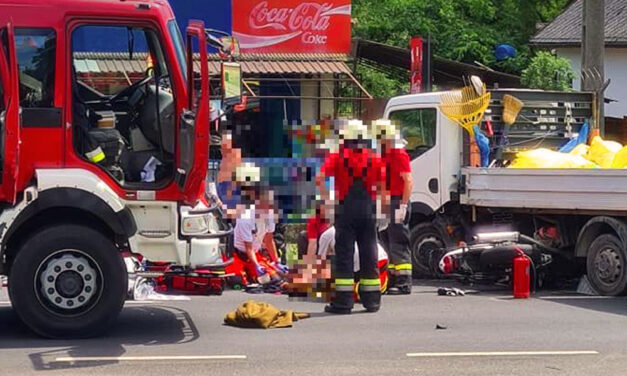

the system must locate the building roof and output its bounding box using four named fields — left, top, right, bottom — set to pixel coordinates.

left=353, top=39, right=522, bottom=88
left=73, top=52, right=352, bottom=76
left=530, top=0, right=627, bottom=47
